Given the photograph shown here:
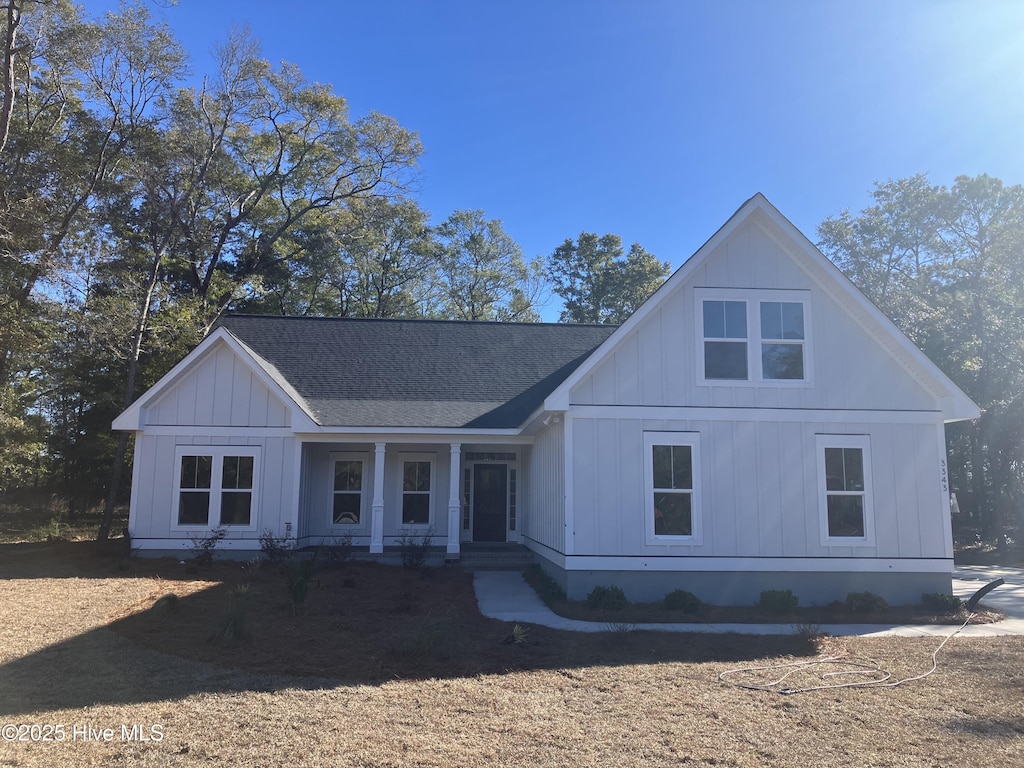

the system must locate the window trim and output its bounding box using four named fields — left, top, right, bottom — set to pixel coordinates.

left=643, top=431, right=702, bottom=545
left=171, top=446, right=260, bottom=531
left=328, top=451, right=369, bottom=530
left=400, top=453, right=435, bottom=527
left=695, top=288, right=813, bottom=387
left=816, top=434, right=875, bottom=547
